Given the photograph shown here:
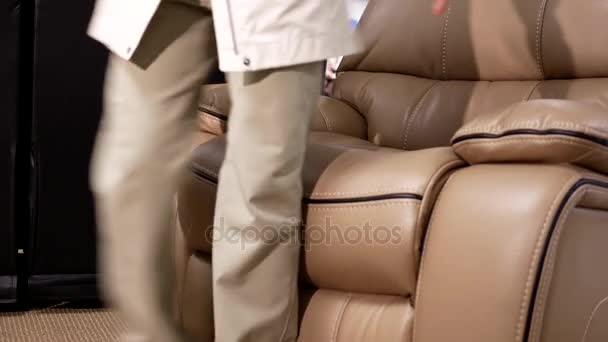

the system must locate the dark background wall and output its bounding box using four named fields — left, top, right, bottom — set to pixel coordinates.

left=25, top=0, right=222, bottom=300
left=0, top=0, right=21, bottom=304
left=2, top=0, right=224, bottom=305
left=26, top=0, right=108, bottom=300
